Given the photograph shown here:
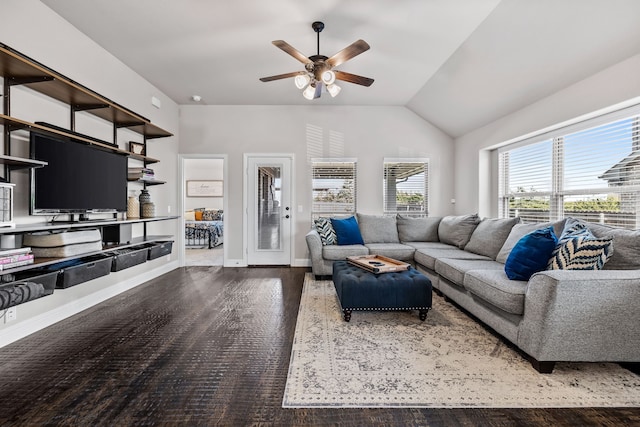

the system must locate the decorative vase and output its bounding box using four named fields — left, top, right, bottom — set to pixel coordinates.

left=141, top=202, right=155, bottom=218
left=139, top=188, right=151, bottom=204
left=127, top=194, right=140, bottom=219
left=139, top=189, right=151, bottom=218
